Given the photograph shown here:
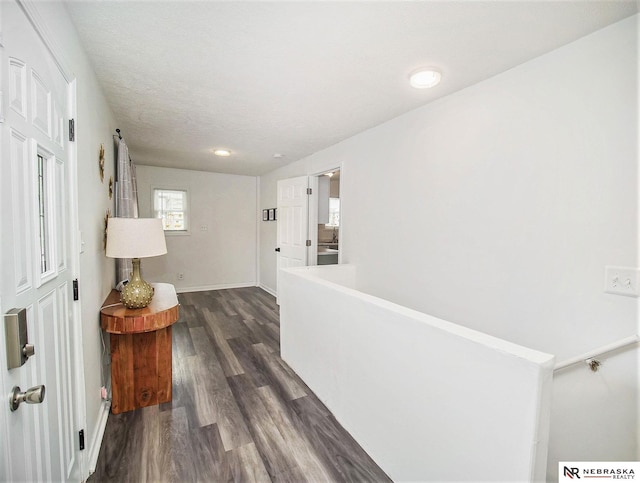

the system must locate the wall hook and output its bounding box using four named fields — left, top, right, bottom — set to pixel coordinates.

left=586, top=359, right=601, bottom=372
